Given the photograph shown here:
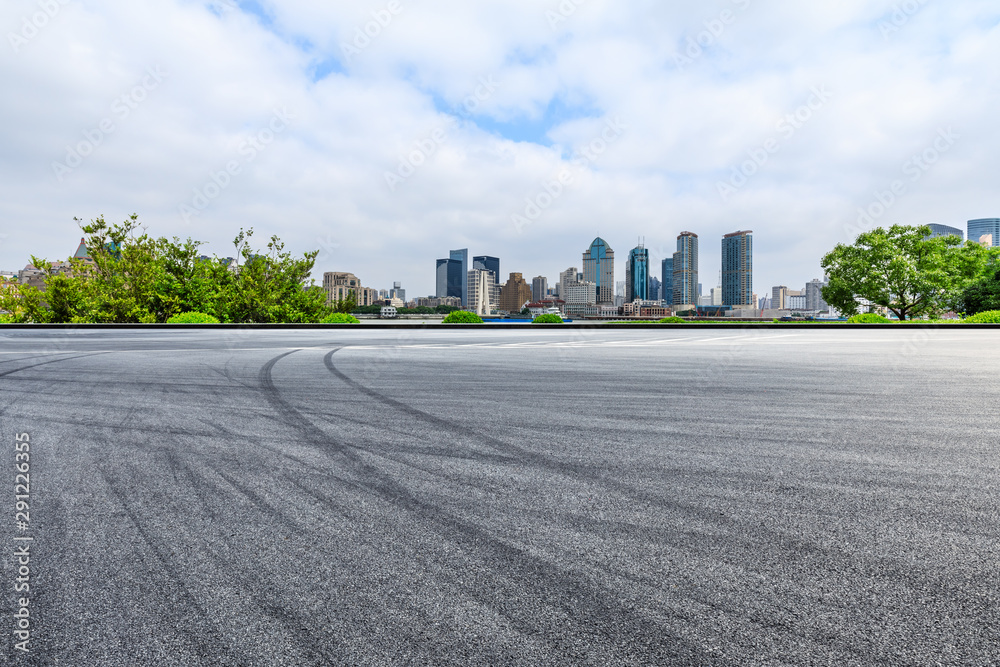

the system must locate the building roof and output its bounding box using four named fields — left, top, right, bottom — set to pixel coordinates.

left=73, top=238, right=90, bottom=259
